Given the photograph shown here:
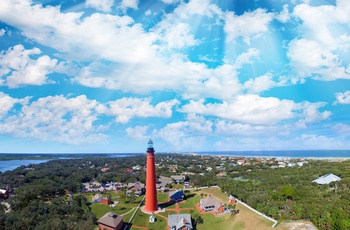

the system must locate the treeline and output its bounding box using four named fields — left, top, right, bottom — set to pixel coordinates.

left=189, top=160, right=350, bottom=230
left=0, top=155, right=148, bottom=230
left=2, top=154, right=350, bottom=229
